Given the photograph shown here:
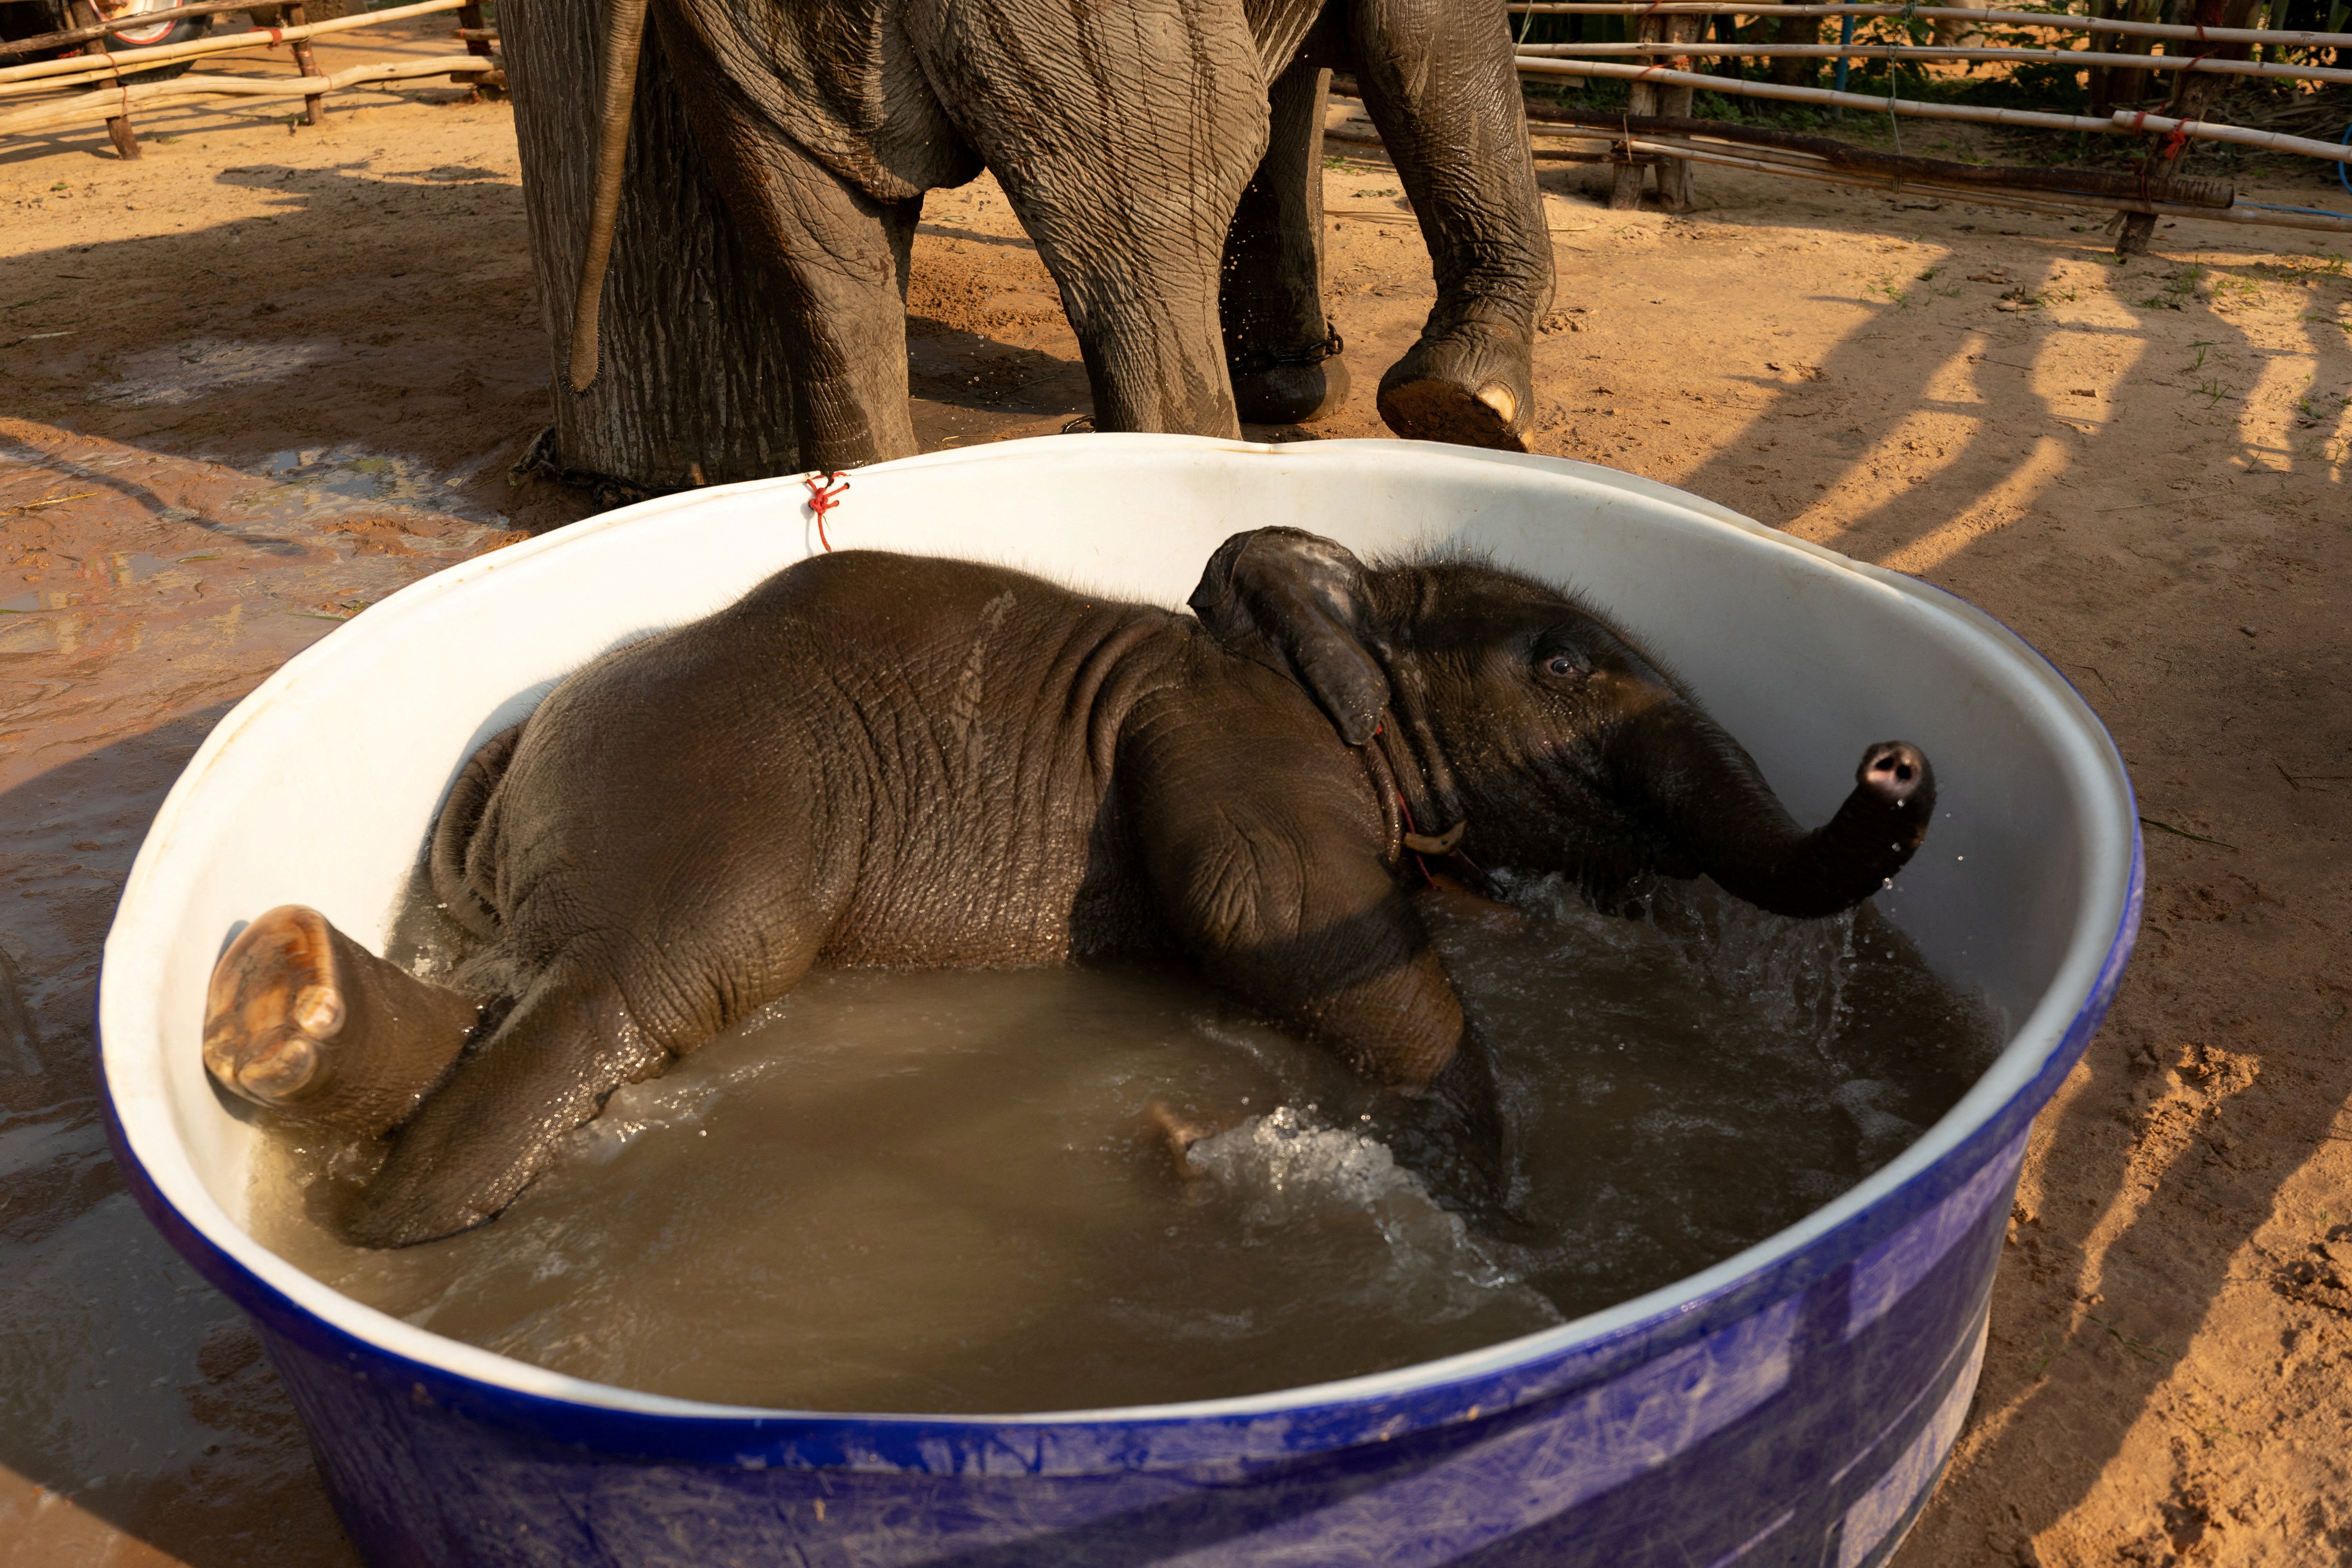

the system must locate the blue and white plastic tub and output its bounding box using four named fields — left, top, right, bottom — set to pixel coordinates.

left=100, top=436, right=2140, bottom=1566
